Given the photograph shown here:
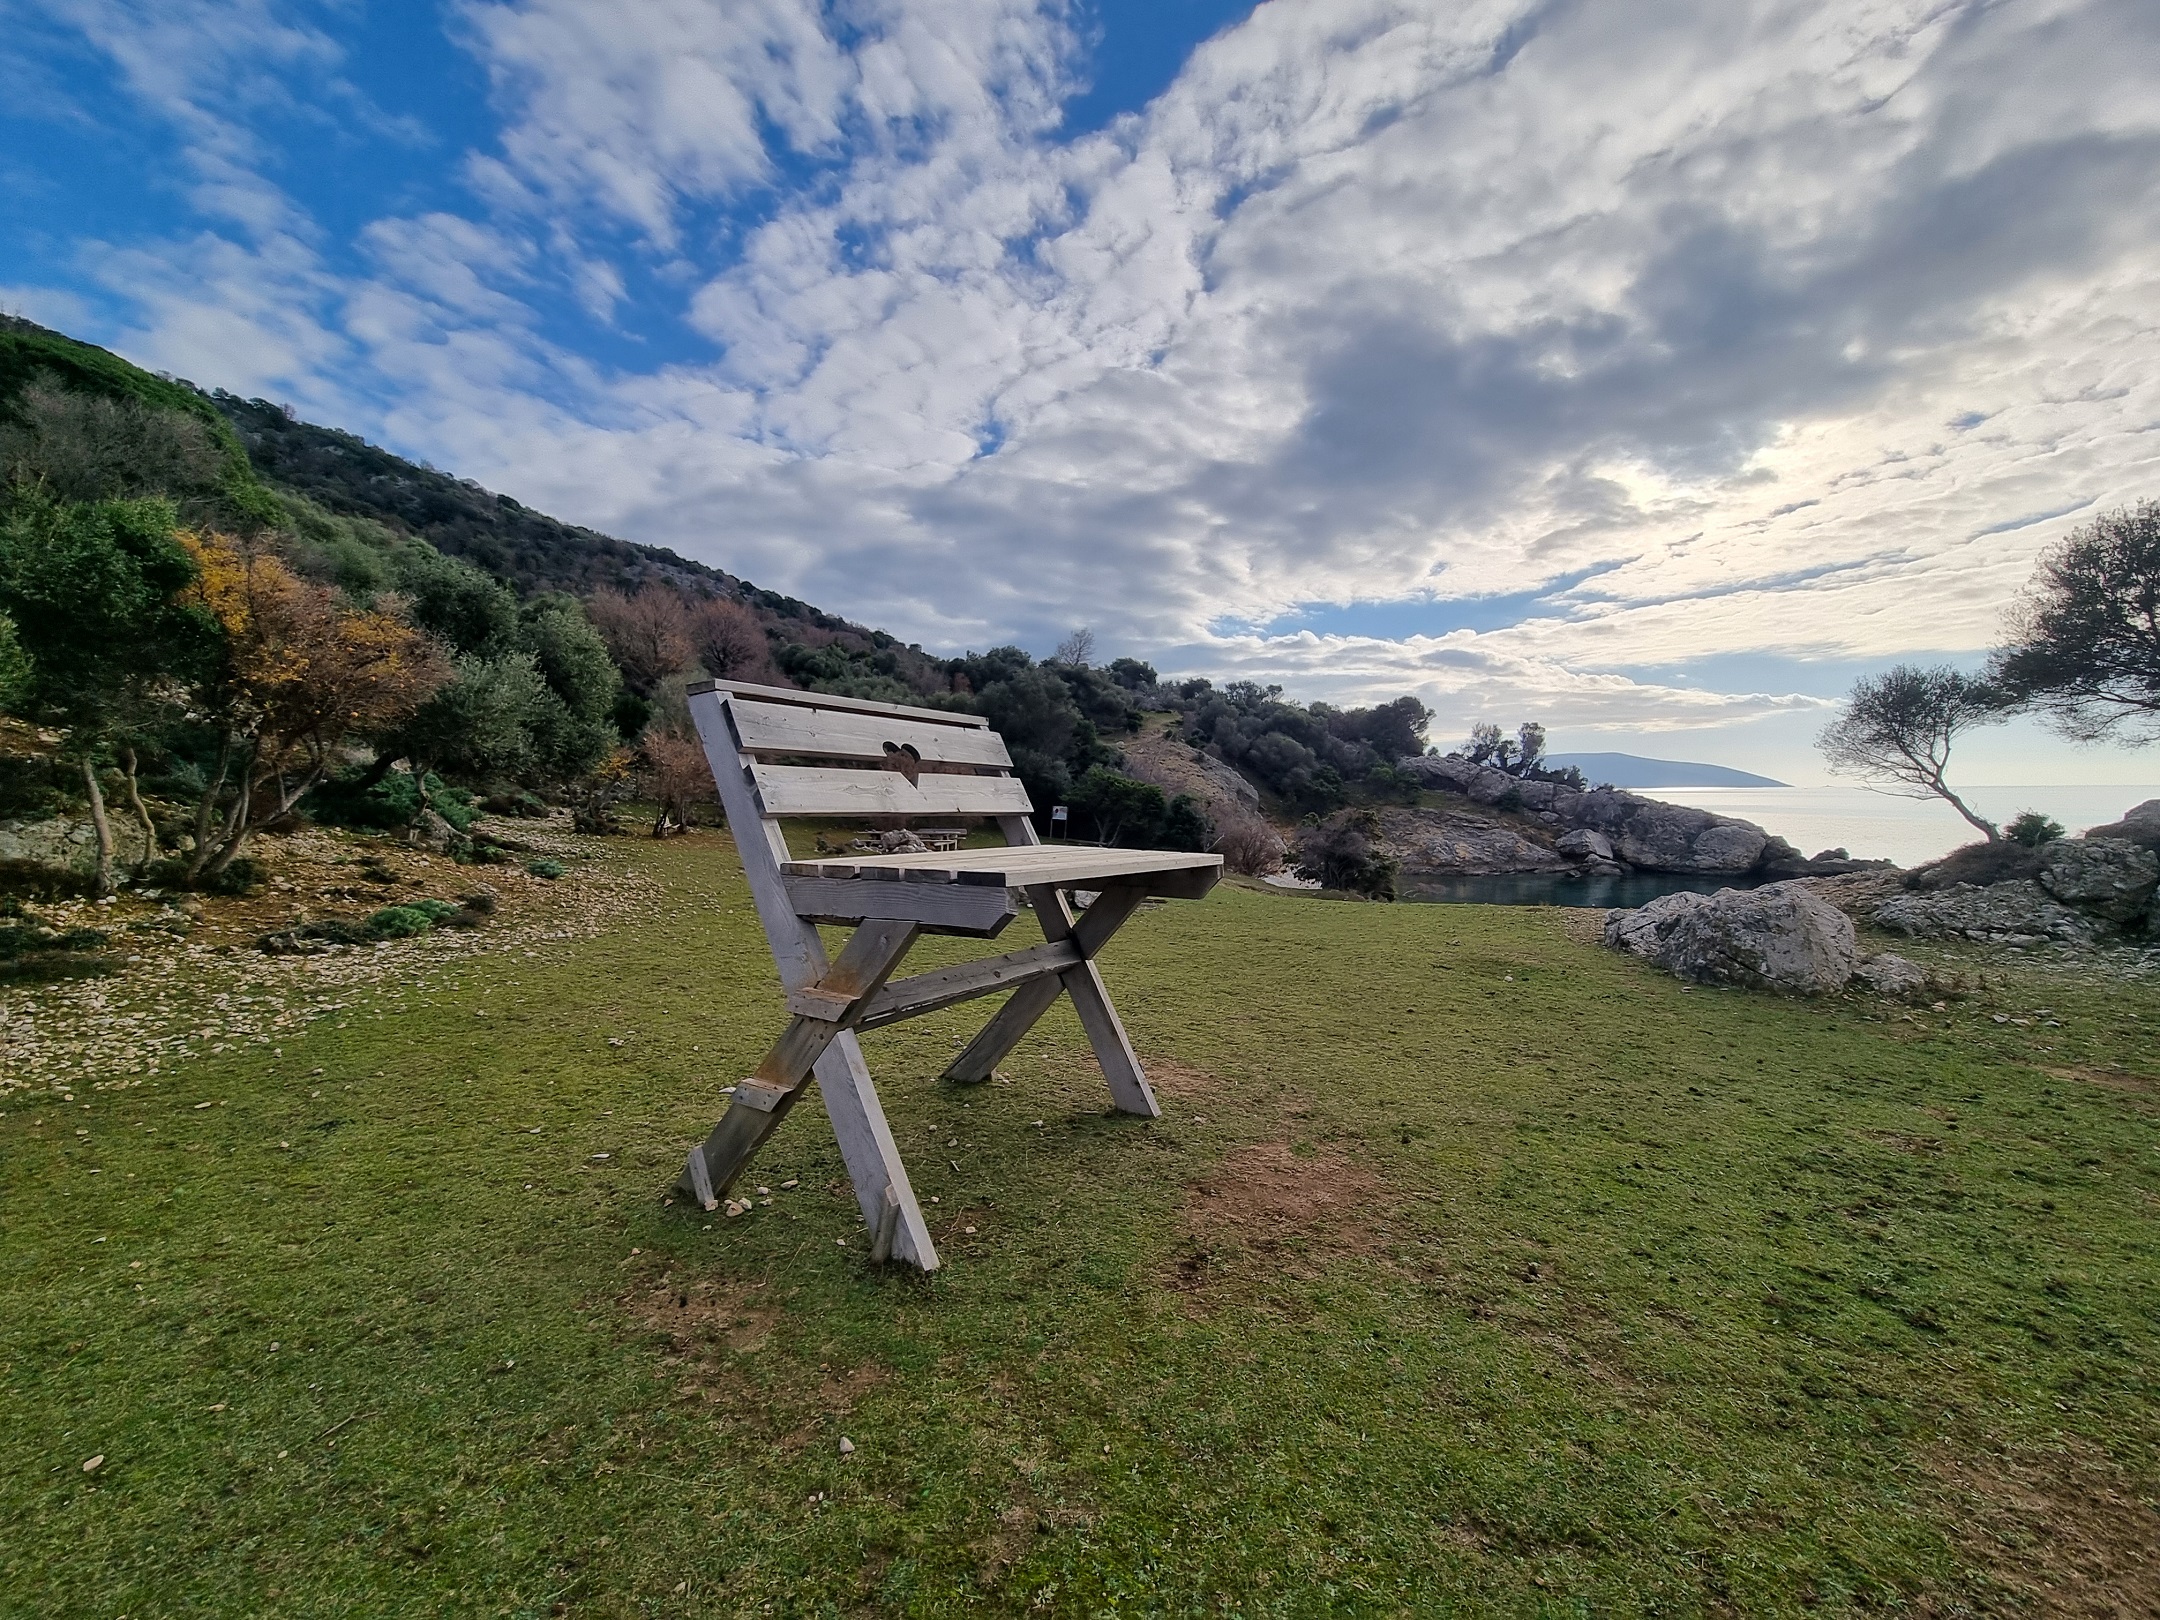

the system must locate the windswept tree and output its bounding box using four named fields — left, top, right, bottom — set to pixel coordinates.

left=0, top=495, right=216, bottom=892
left=180, top=530, right=446, bottom=879
left=1991, top=500, right=2160, bottom=743
left=1818, top=664, right=2010, bottom=842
